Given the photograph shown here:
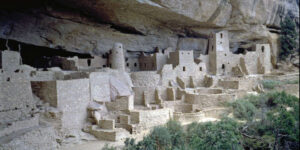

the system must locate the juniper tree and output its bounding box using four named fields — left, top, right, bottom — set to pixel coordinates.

left=279, top=14, right=298, bottom=59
